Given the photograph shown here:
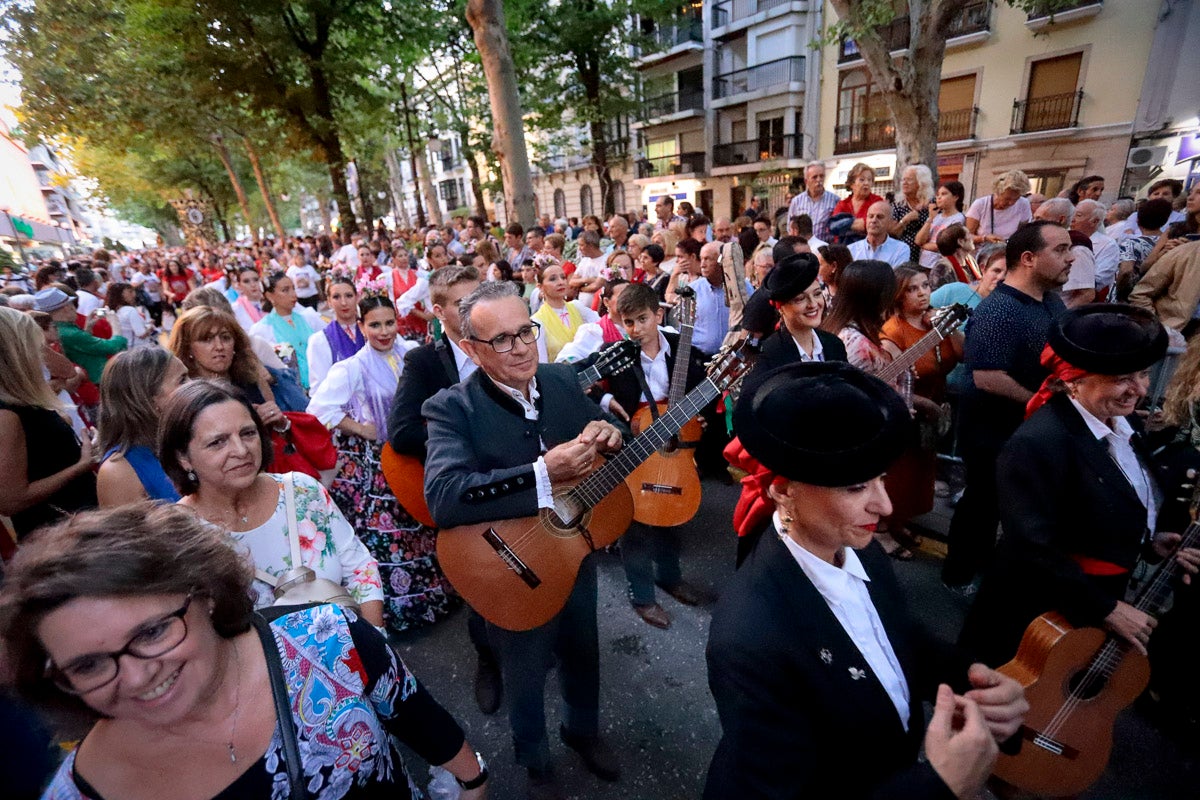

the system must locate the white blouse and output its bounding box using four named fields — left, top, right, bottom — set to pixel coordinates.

left=306, top=342, right=416, bottom=429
